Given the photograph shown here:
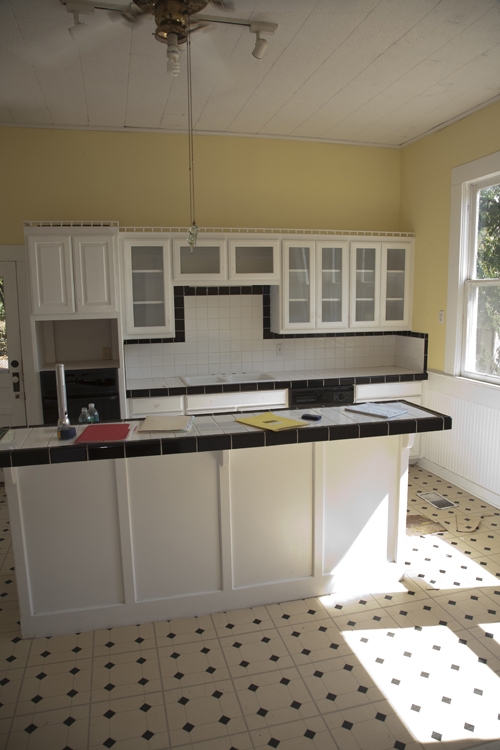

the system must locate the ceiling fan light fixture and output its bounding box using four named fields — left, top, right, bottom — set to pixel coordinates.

left=166, top=31, right=181, bottom=76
